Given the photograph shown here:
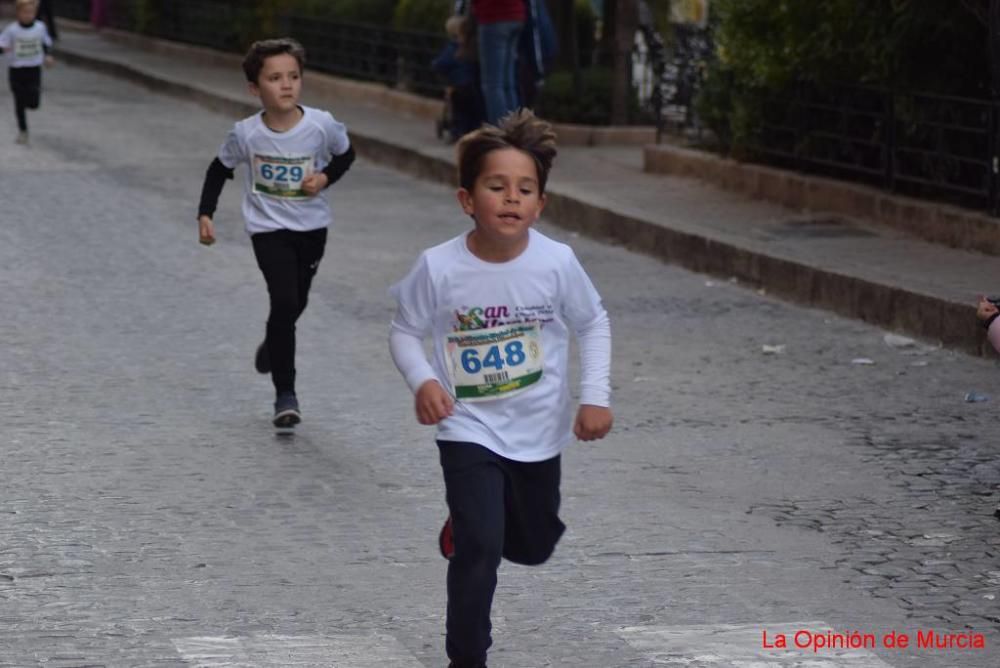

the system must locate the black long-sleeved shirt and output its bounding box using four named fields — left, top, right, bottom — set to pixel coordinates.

left=197, top=144, right=355, bottom=219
